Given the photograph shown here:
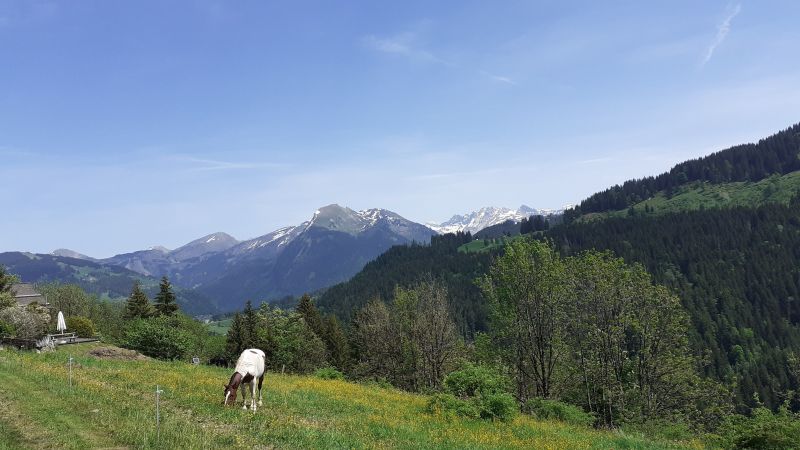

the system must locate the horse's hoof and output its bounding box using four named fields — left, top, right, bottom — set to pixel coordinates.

left=258, top=401, right=263, bottom=406
left=242, top=406, right=247, bottom=410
